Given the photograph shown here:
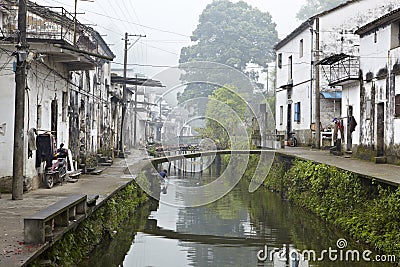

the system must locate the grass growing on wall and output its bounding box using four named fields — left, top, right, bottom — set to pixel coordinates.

left=263, top=159, right=400, bottom=256
left=29, top=181, right=148, bottom=267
